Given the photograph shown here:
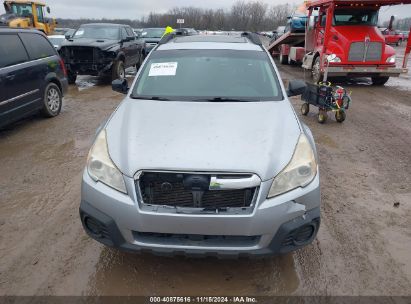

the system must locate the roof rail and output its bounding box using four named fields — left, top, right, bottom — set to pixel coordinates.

left=241, top=32, right=263, bottom=46
left=158, top=33, right=176, bottom=45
